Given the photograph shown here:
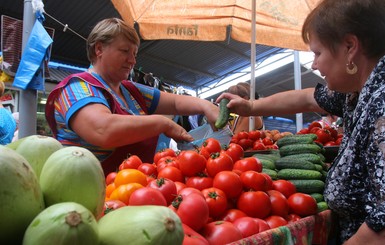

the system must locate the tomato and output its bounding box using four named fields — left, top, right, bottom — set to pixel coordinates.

left=119, top=155, right=143, bottom=170
left=308, top=121, right=322, bottom=131
left=114, top=168, right=148, bottom=187
left=156, top=156, right=179, bottom=172
left=316, top=128, right=333, bottom=144
left=324, top=126, right=338, bottom=140
left=178, top=150, right=207, bottom=177
left=201, top=221, right=243, bottom=245
left=213, top=171, right=243, bottom=199
left=233, top=157, right=262, bottom=173
left=105, top=183, right=116, bottom=198
left=285, top=213, right=302, bottom=223
left=272, top=179, right=297, bottom=199
left=219, top=209, right=247, bottom=223
left=105, top=171, right=117, bottom=185
left=172, top=193, right=209, bottom=231
left=324, top=141, right=337, bottom=146
left=310, top=126, right=322, bottom=134
left=237, top=191, right=271, bottom=219
left=240, top=171, right=267, bottom=191
left=232, top=216, right=269, bottom=238
left=237, top=138, right=253, bottom=151
left=137, top=163, right=157, bottom=177
left=237, top=131, right=249, bottom=140
left=179, top=187, right=205, bottom=198
left=157, top=165, right=184, bottom=183
left=265, top=215, right=288, bottom=229
left=248, top=130, right=262, bottom=141
left=297, top=128, right=310, bottom=134
left=182, top=223, right=209, bottom=245
left=287, top=193, right=318, bottom=217
left=265, top=144, right=279, bottom=150
left=186, top=175, right=213, bottom=191
left=102, top=199, right=126, bottom=216
left=148, top=177, right=177, bottom=205
left=335, top=137, right=343, bottom=145
left=223, top=143, right=244, bottom=163
left=267, top=190, right=289, bottom=217
left=128, top=187, right=167, bottom=206
left=252, top=141, right=267, bottom=151
left=199, top=147, right=211, bottom=160
left=201, top=138, right=222, bottom=155
left=201, top=187, right=228, bottom=219
left=260, top=172, right=274, bottom=191
left=154, top=148, right=177, bottom=164
left=262, top=137, right=274, bottom=146
left=206, top=152, right=233, bottom=177
left=109, top=182, right=144, bottom=205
